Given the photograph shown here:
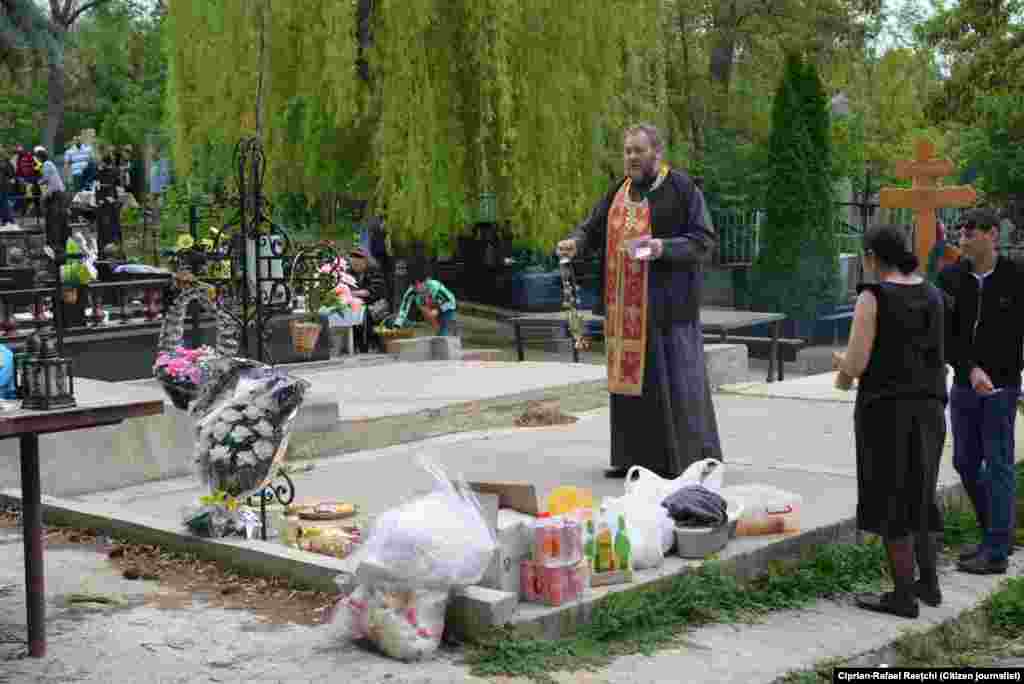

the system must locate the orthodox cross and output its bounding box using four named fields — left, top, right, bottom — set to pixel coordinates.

left=879, top=139, right=976, bottom=269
